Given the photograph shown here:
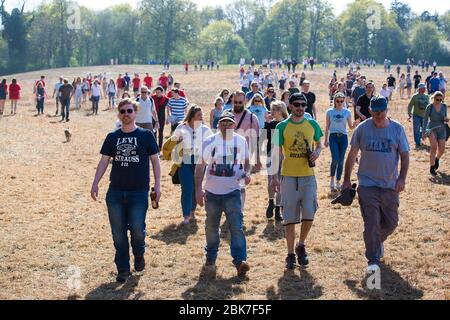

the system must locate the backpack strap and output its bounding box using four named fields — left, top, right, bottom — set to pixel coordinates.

left=236, top=110, right=247, bottom=130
